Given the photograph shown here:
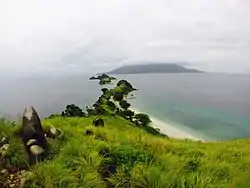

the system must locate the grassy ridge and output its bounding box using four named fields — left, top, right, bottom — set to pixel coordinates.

left=1, top=116, right=250, bottom=188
